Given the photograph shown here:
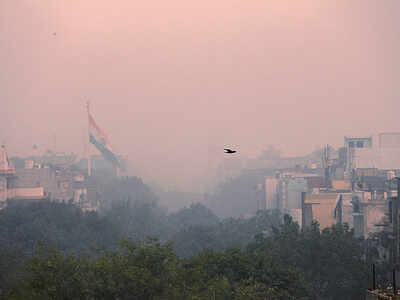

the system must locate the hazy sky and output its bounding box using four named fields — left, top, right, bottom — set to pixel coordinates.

left=1, top=1, right=399, bottom=190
